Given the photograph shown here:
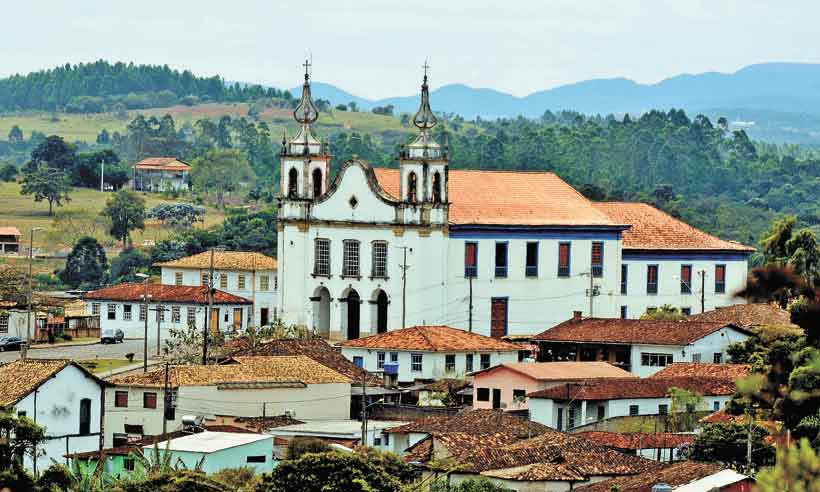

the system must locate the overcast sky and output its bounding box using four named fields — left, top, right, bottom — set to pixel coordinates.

left=2, top=1, right=818, bottom=99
